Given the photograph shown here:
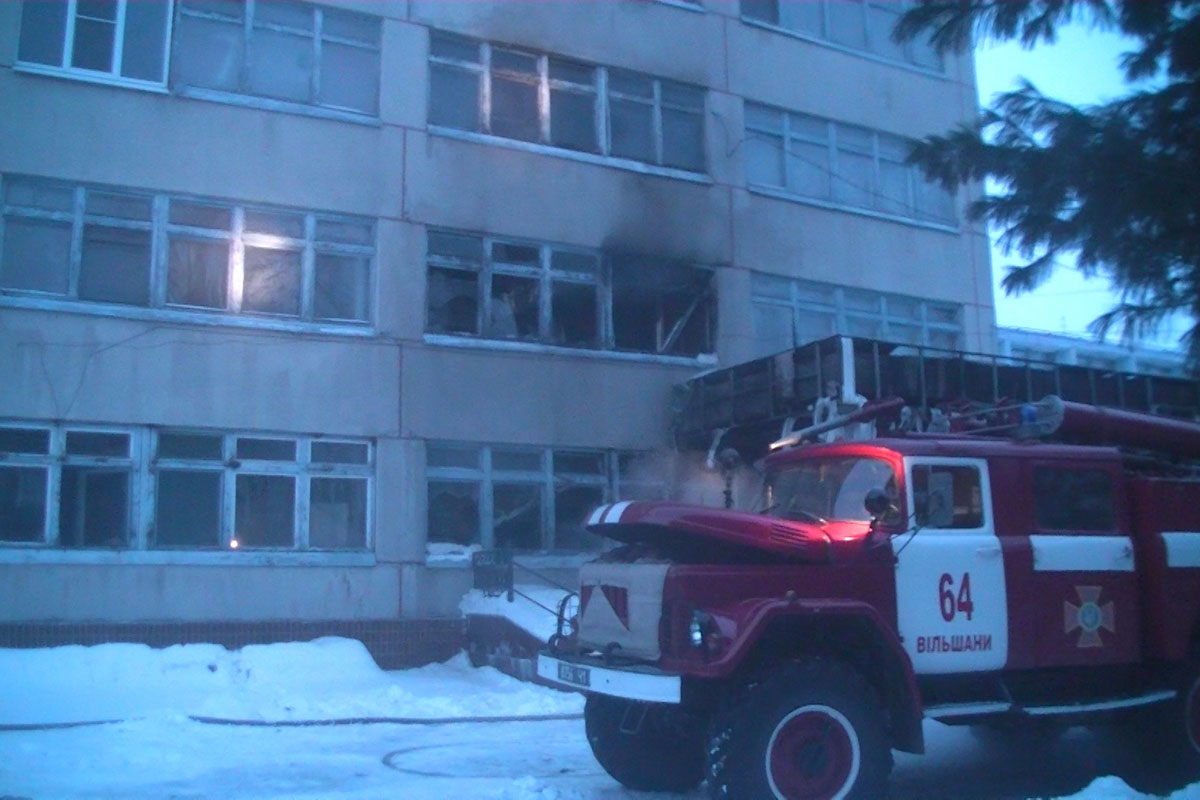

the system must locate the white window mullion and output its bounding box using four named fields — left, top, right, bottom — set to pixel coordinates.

left=46, top=427, right=66, bottom=546
left=539, top=245, right=552, bottom=340
left=295, top=440, right=311, bottom=549
left=63, top=0, right=79, bottom=69
left=149, top=195, right=168, bottom=307
left=480, top=447, right=495, bottom=549
left=241, top=0, right=255, bottom=91
left=537, top=55, right=551, bottom=144
left=229, top=207, right=245, bottom=312
left=541, top=449, right=554, bottom=550
left=480, top=42, right=493, bottom=134
left=222, top=435, right=237, bottom=548
left=132, top=427, right=153, bottom=549
left=311, top=7, right=323, bottom=105
left=111, top=0, right=127, bottom=77
left=597, top=67, right=610, bottom=156
left=67, top=187, right=85, bottom=299
left=300, top=214, right=316, bottom=320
